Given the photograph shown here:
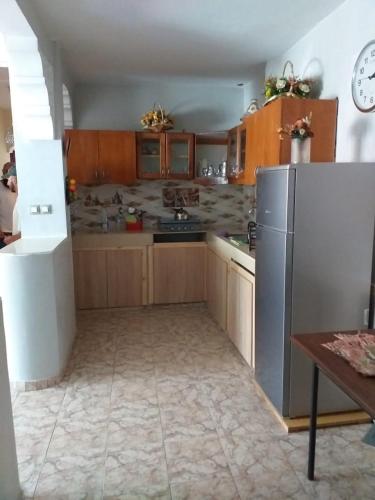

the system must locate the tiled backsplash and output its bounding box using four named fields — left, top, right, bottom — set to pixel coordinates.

left=70, top=180, right=255, bottom=232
